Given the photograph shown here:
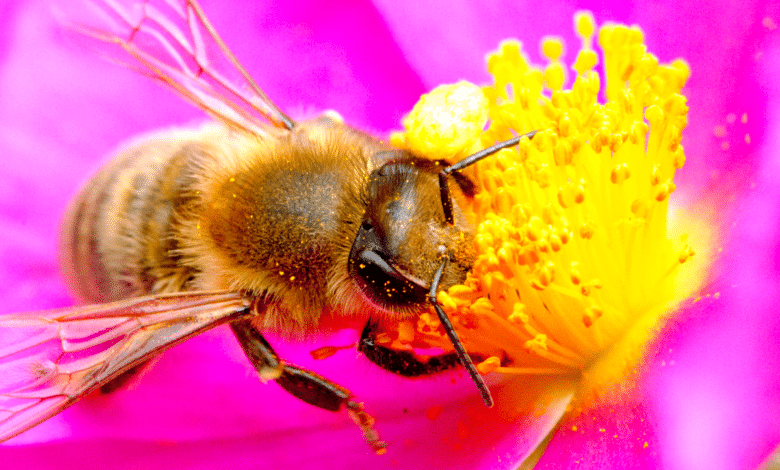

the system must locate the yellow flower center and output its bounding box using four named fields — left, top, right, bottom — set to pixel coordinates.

left=391, top=12, right=714, bottom=407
